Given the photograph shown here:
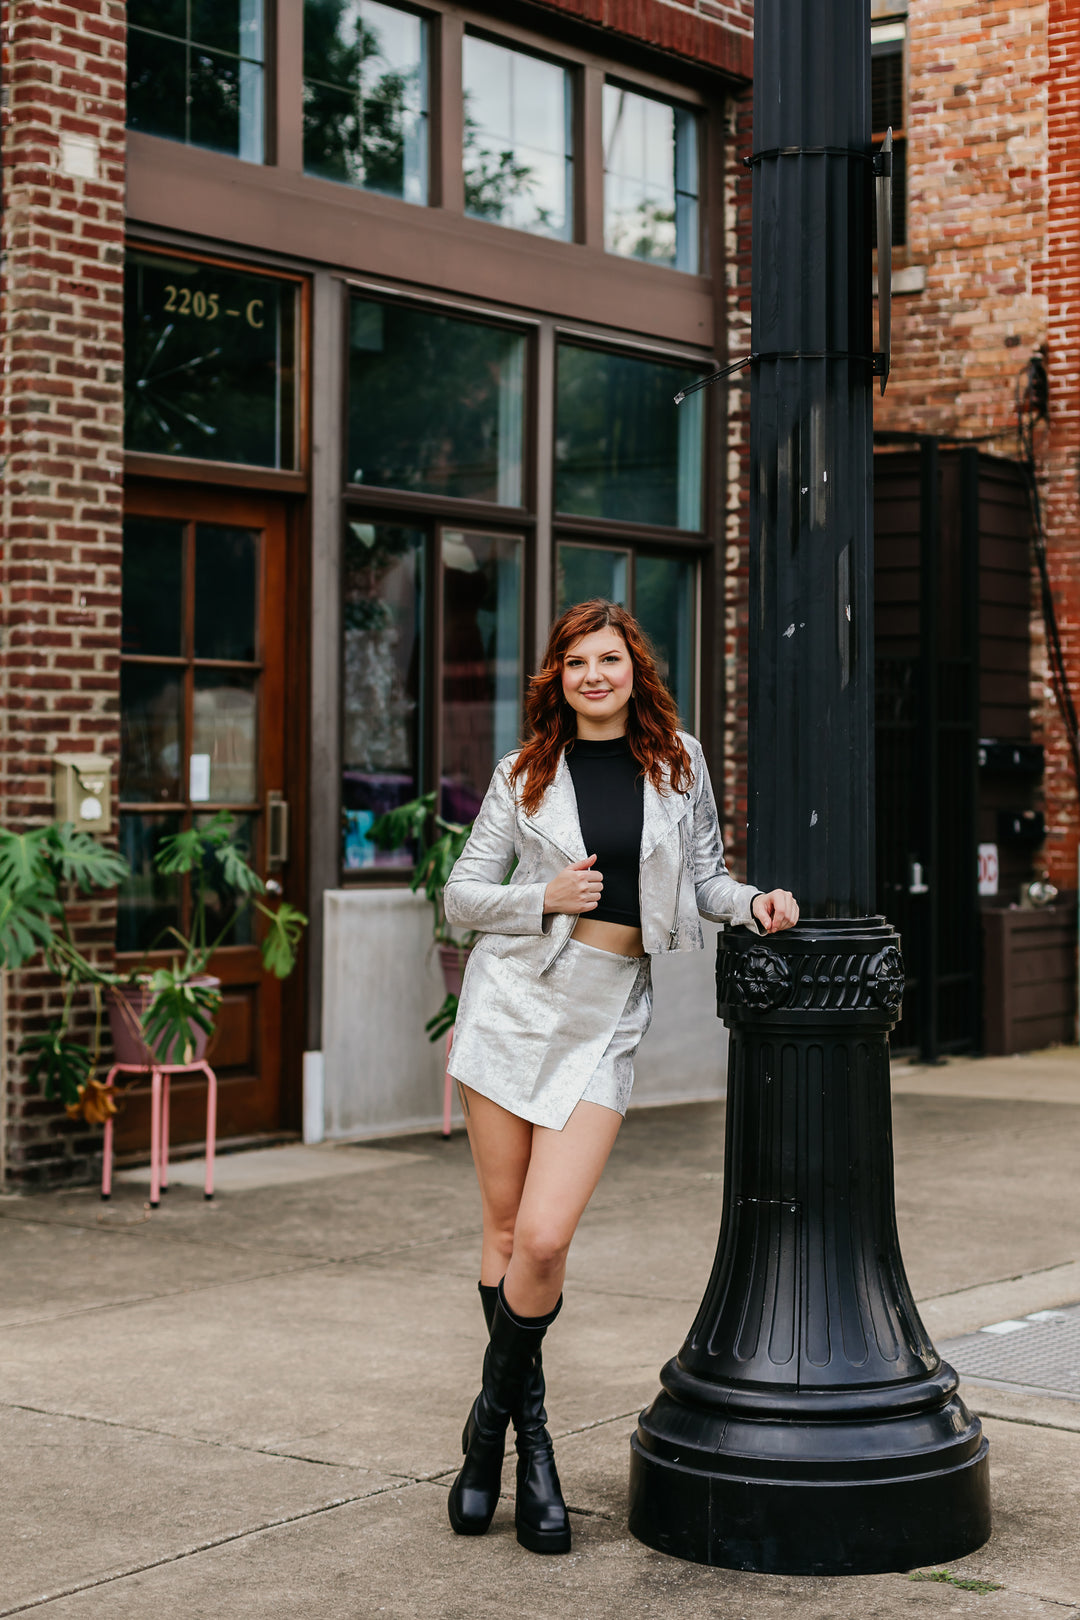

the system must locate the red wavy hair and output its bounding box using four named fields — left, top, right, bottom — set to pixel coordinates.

left=508, top=599, right=693, bottom=815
